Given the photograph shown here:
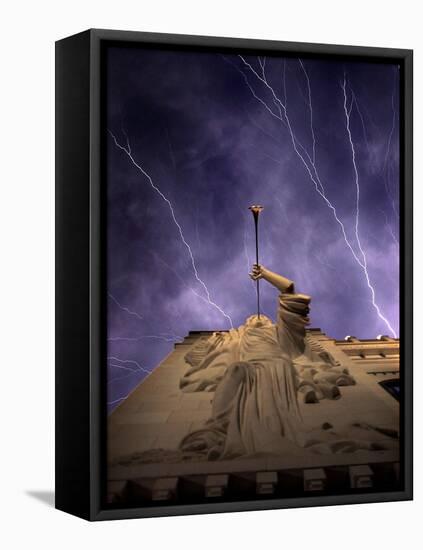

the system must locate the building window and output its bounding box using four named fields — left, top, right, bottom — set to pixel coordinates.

left=379, top=378, right=400, bottom=401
